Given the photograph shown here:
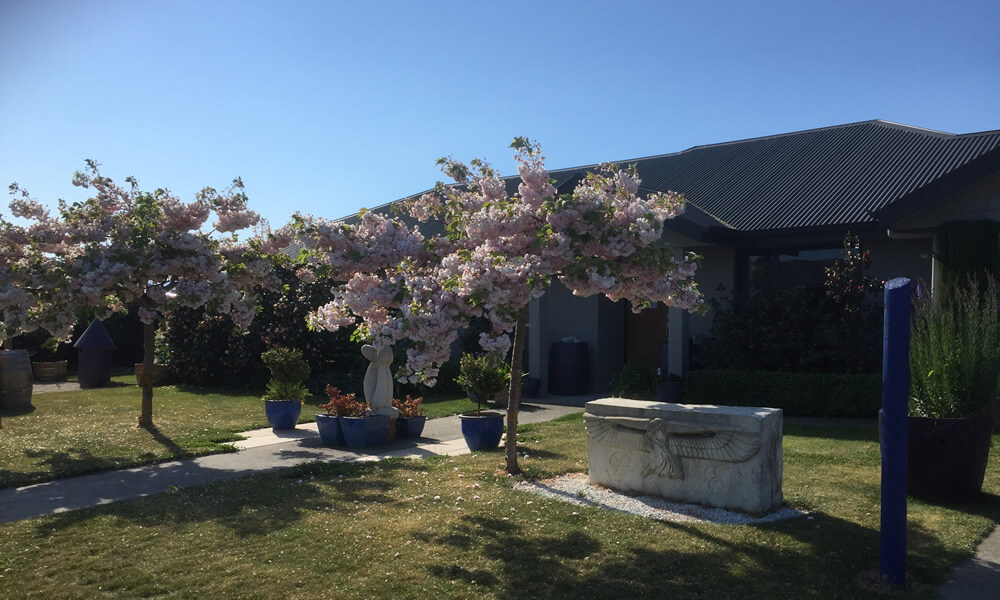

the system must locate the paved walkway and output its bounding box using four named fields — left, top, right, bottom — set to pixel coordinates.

left=0, top=400, right=585, bottom=523
left=2, top=395, right=997, bottom=598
